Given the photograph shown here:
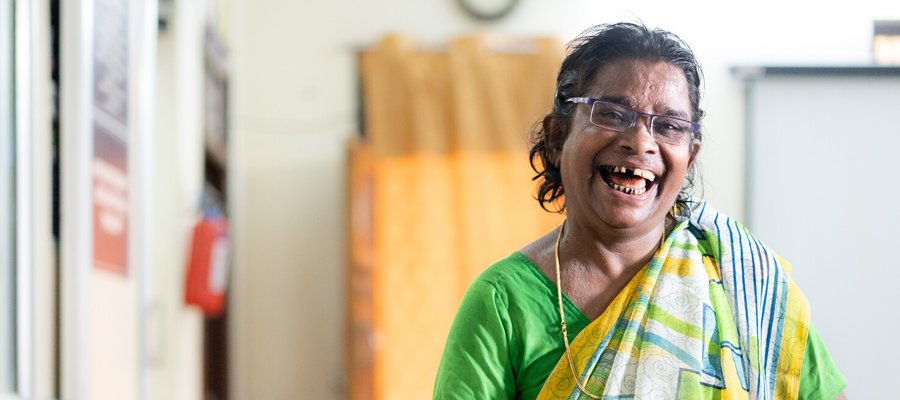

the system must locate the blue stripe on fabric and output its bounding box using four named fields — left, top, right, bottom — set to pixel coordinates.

left=758, top=249, right=779, bottom=400
left=699, top=203, right=794, bottom=398
left=768, top=255, right=789, bottom=395
left=709, top=212, right=747, bottom=391
left=700, top=203, right=783, bottom=395
left=744, top=240, right=761, bottom=396
left=753, top=230, right=778, bottom=400
left=570, top=309, right=629, bottom=399
left=760, top=238, right=773, bottom=297
left=580, top=321, right=616, bottom=378
left=733, top=220, right=752, bottom=347
left=744, top=226, right=765, bottom=396
left=723, top=218, right=739, bottom=317
left=699, top=381, right=727, bottom=390
left=753, top=236, right=771, bottom=343
left=720, top=341, right=743, bottom=355
left=765, top=253, right=780, bottom=377
left=720, top=217, right=739, bottom=341
left=589, top=315, right=704, bottom=373
left=726, top=344, right=750, bottom=391
left=642, top=331, right=701, bottom=370
left=701, top=305, right=723, bottom=380
left=762, top=238, right=781, bottom=384
left=676, top=368, right=730, bottom=394
left=743, top=228, right=759, bottom=331
left=751, top=234, right=774, bottom=381
left=712, top=212, right=722, bottom=261
left=723, top=220, right=749, bottom=380
left=728, top=219, right=762, bottom=398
